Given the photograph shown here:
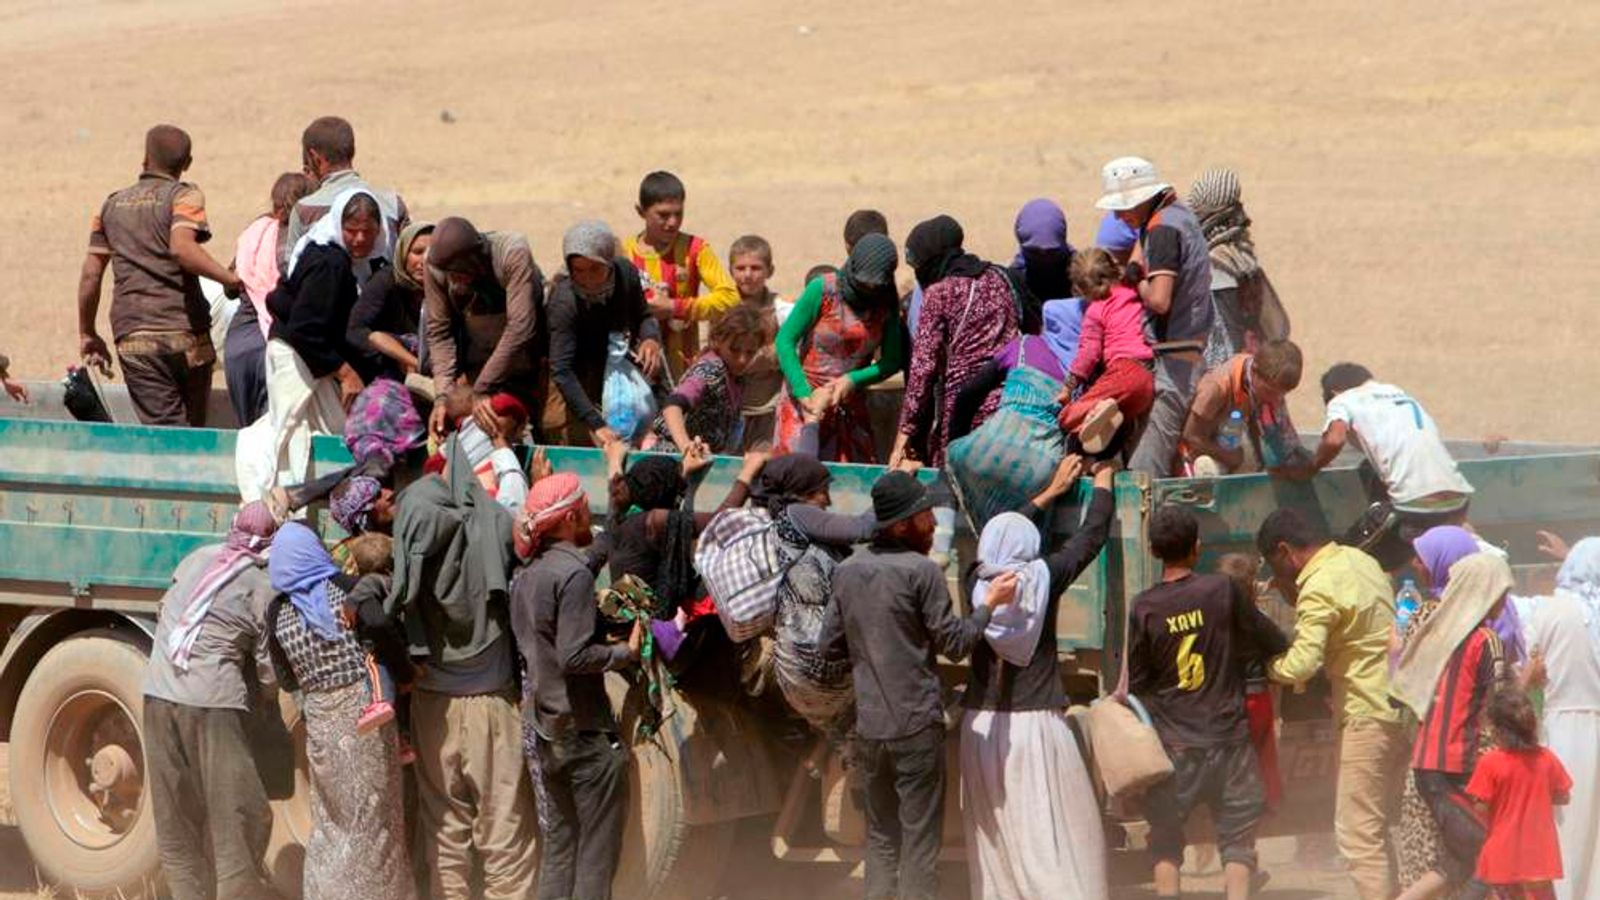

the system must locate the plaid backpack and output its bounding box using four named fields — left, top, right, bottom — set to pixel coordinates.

left=694, top=507, right=789, bottom=642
